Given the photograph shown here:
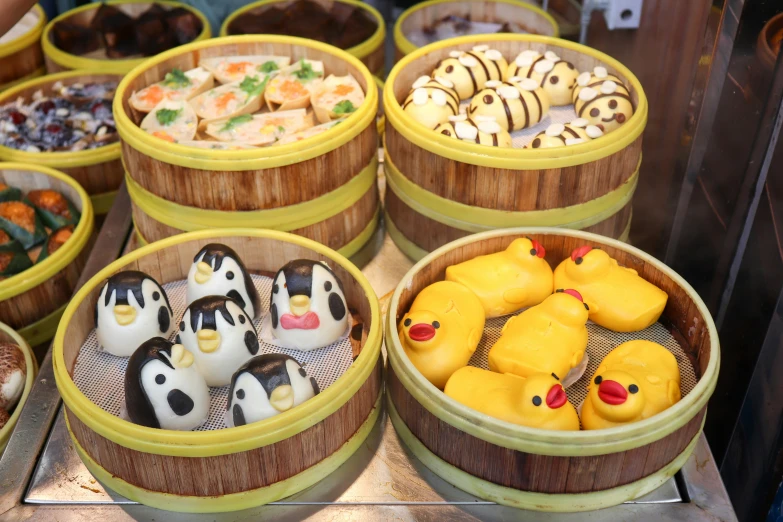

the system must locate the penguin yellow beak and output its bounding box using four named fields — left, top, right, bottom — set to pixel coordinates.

left=270, top=385, right=294, bottom=412
left=113, top=305, right=136, bottom=326
left=289, top=295, right=311, bottom=317
left=170, top=344, right=194, bottom=368
left=194, top=262, right=213, bottom=284
left=197, top=330, right=221, bottom=353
